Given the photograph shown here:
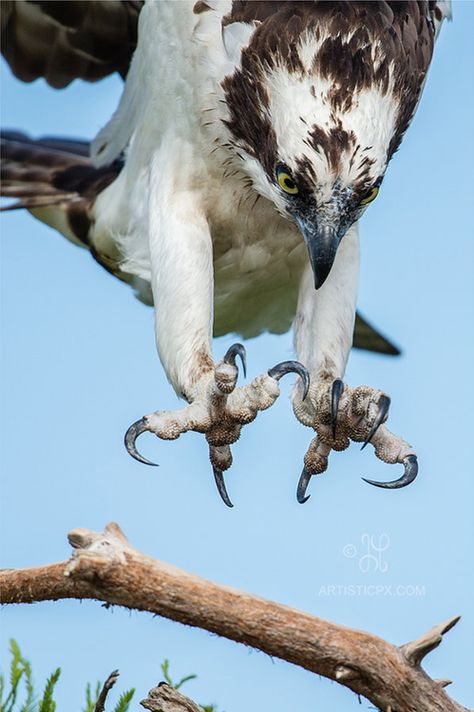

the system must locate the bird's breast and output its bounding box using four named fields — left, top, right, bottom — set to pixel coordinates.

left=206, top=176, right=308, bottom=339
